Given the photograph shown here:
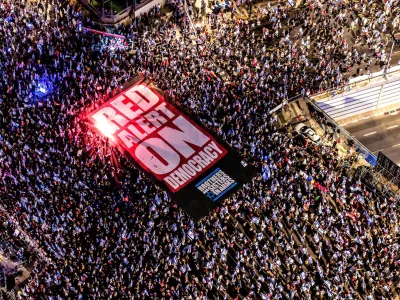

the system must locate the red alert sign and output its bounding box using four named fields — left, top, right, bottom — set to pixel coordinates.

left=87, top=80, right=228, bottom=192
